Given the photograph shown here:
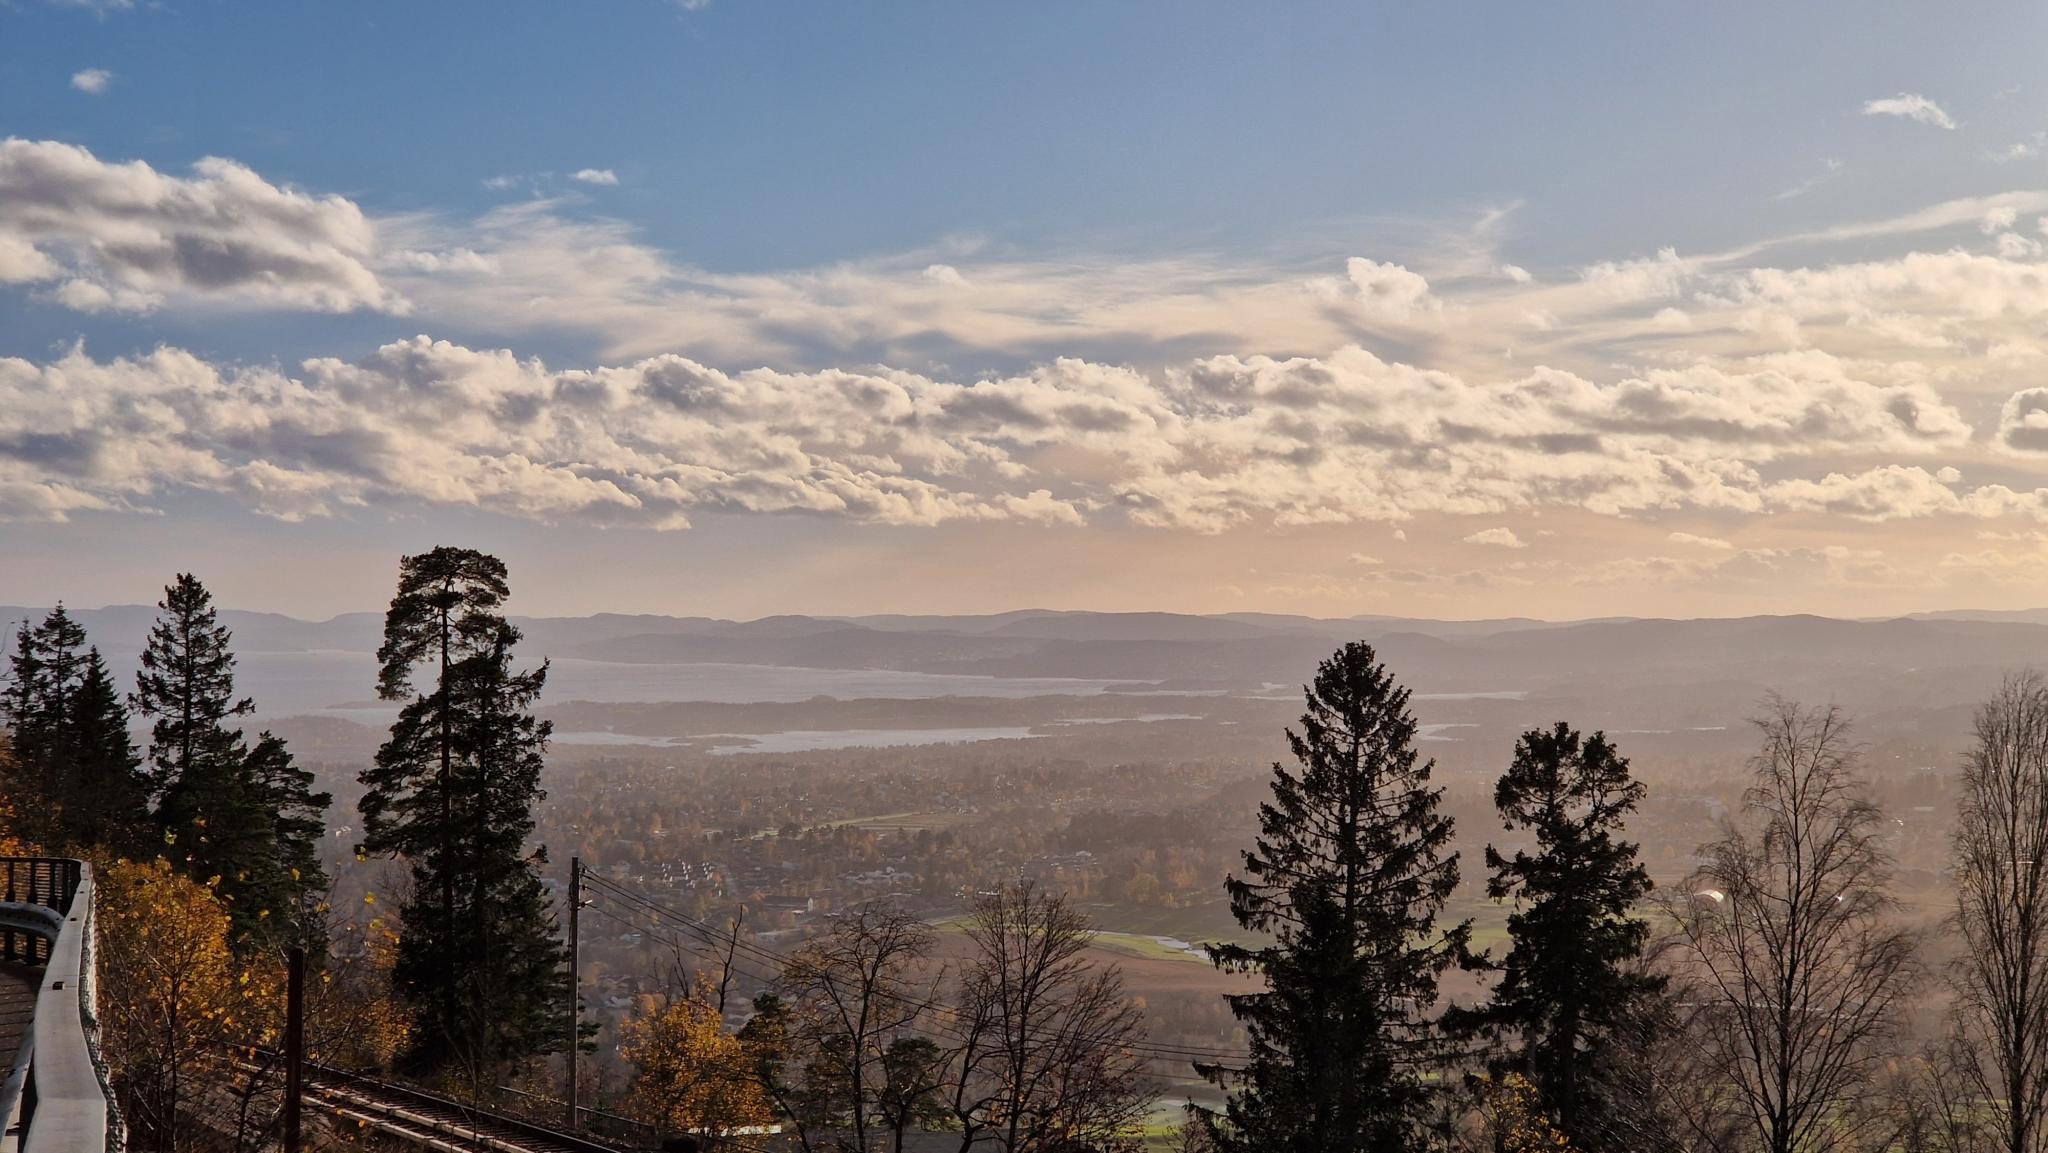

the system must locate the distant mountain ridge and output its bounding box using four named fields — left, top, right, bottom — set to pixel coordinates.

left=6, top=605, right=2048, bottom=698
